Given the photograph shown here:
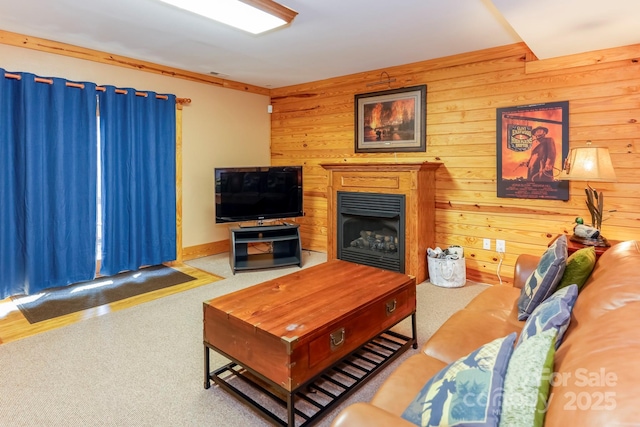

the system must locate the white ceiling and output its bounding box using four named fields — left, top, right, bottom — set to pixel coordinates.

left=0, top=0, right=638, bottom=88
